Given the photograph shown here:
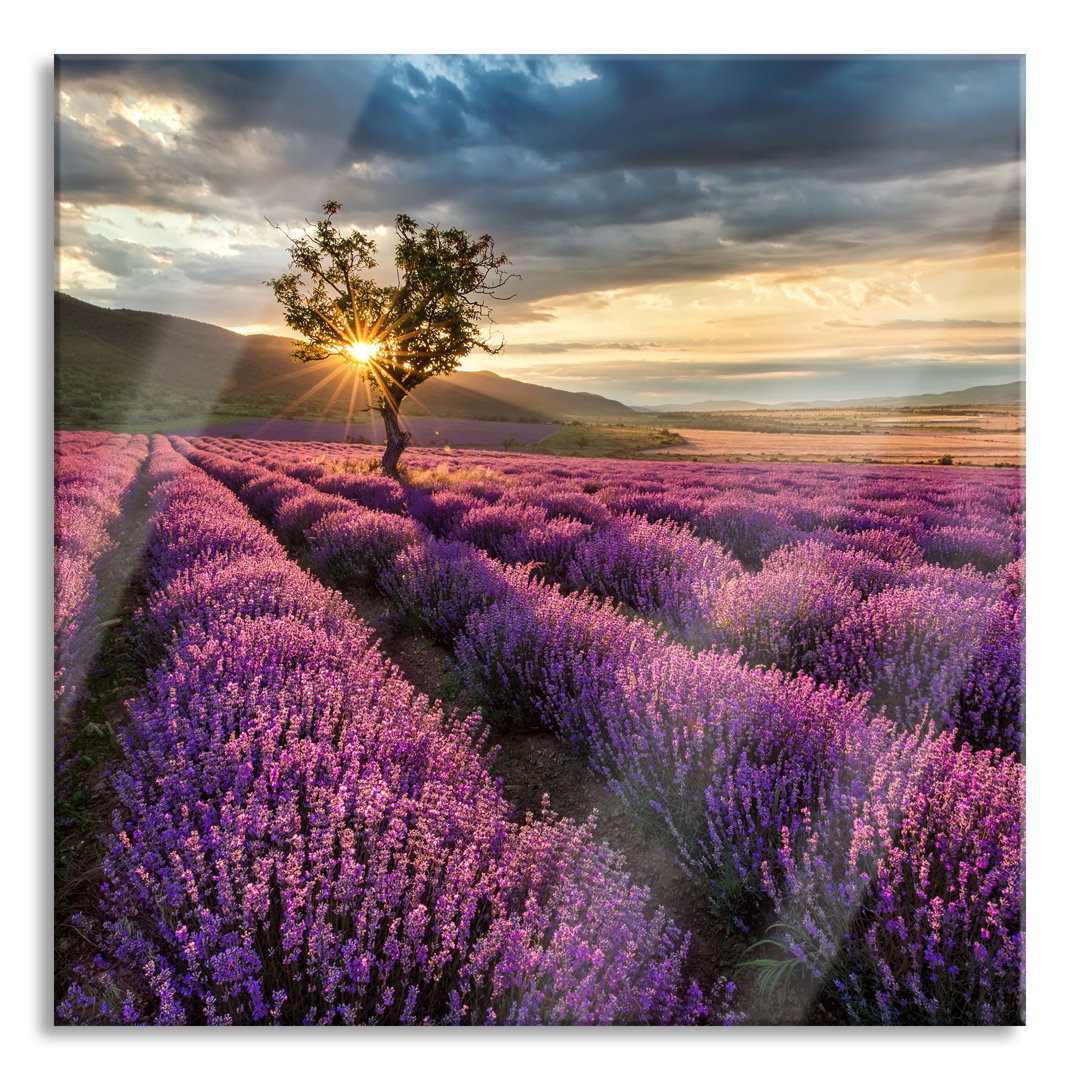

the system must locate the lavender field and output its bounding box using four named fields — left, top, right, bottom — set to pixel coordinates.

left=54, top=431, right=1025, bottom=1025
